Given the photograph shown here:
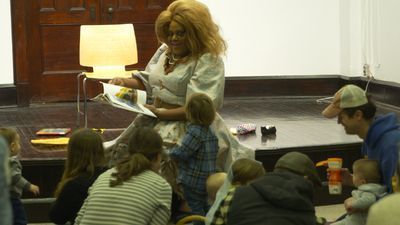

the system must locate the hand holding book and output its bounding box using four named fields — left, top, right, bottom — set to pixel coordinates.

left=92, top=82, right=156, bottom=117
